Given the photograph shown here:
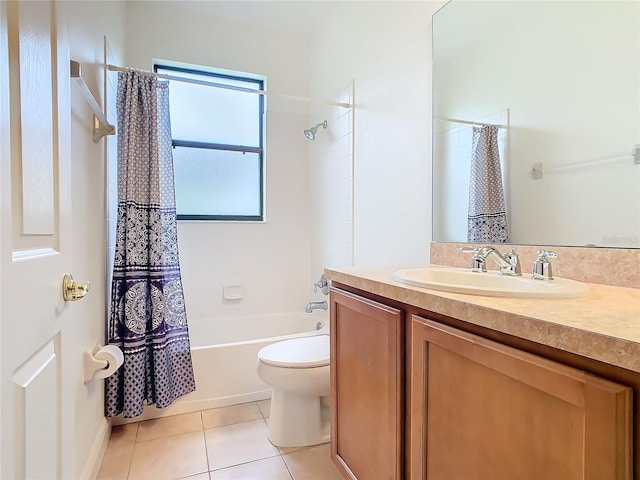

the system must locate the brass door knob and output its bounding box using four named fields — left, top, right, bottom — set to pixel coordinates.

left=62, top=274, right=91, bottom=301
